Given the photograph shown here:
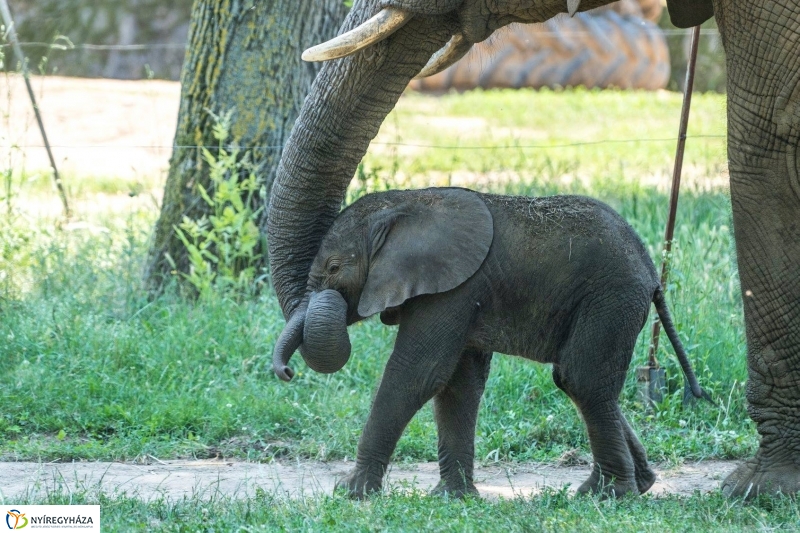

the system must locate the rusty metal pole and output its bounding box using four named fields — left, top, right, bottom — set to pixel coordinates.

left=0, top=0, right=71, bottom=218
left=639, top=26, right=701, bottom=405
